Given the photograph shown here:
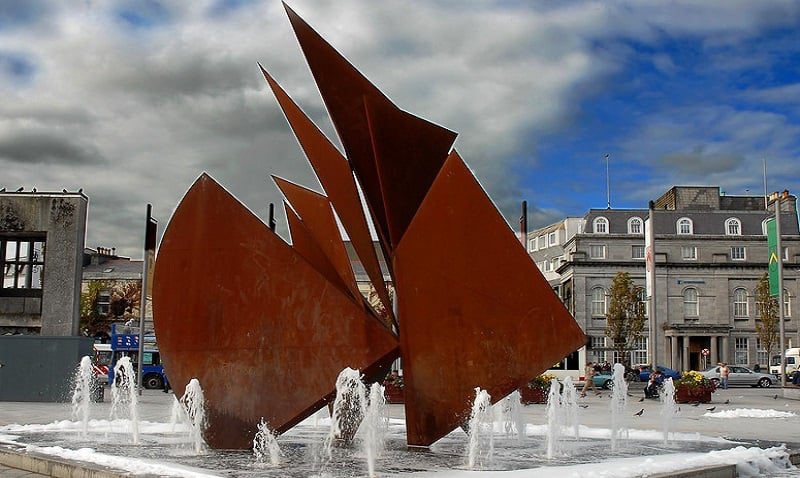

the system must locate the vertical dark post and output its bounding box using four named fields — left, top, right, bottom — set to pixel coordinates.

left=138, top=204, right=157, bottom=394
left=268, top=202, right=277, bottom=231
left=519, top=200, right=528, bottom=248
